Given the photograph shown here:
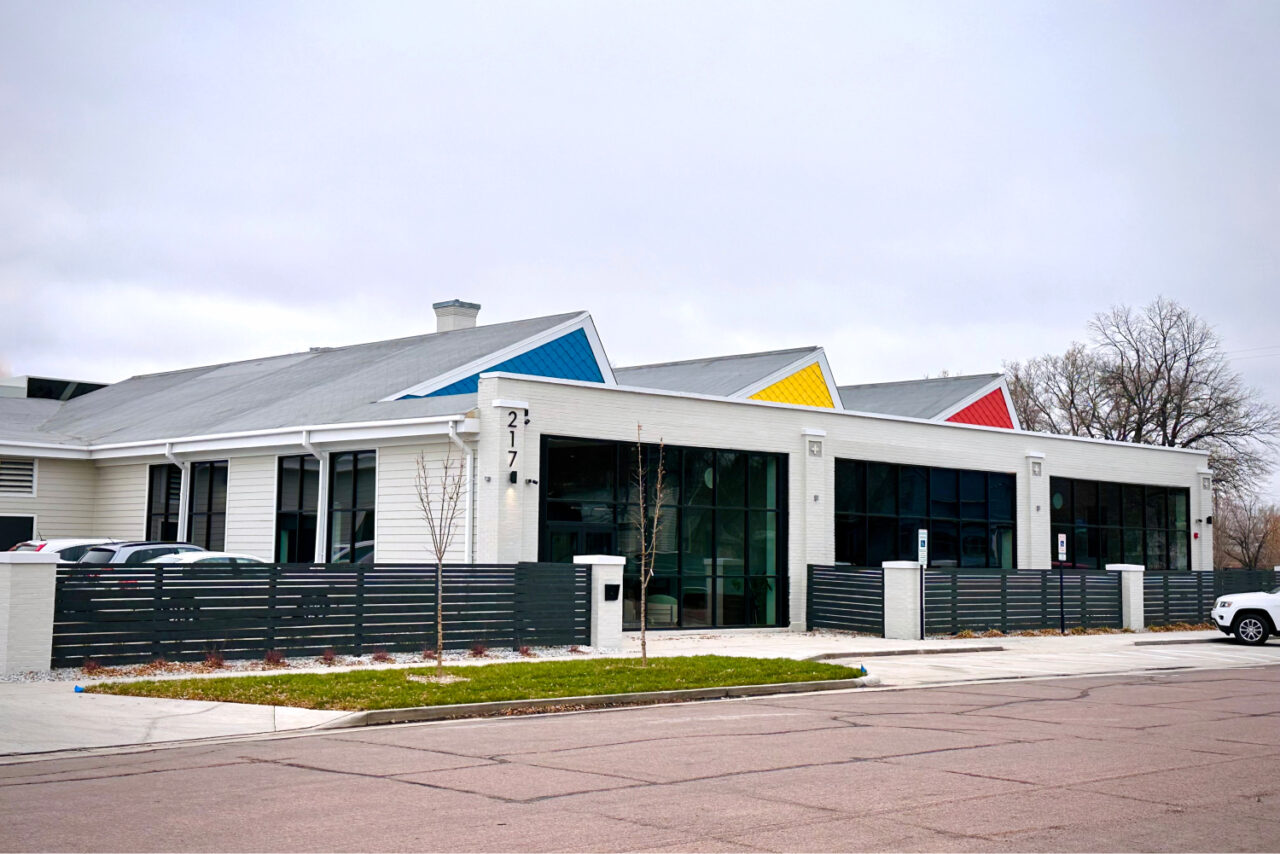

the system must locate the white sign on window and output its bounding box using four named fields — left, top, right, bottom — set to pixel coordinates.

left=917, top=528, right=928, bottom=567
left=1057, top=532, right=1067, bottom=562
